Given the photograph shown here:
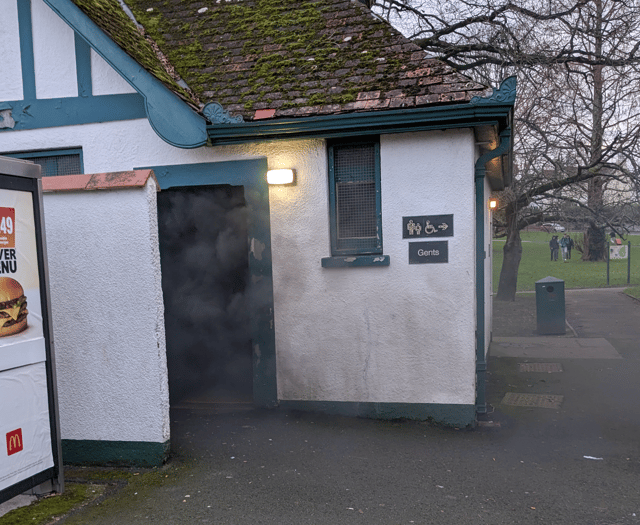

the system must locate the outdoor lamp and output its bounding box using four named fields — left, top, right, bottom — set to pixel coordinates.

left=488, top=198, right=498, bottom=210
left=267, top=169, right=296, bottom=185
